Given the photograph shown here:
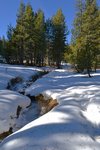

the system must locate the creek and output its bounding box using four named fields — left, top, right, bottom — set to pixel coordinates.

left=0, top=70, right=49, bottom=141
